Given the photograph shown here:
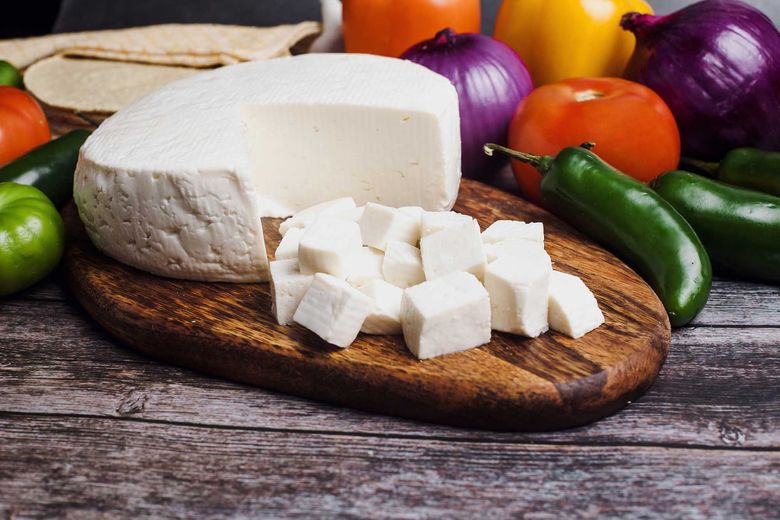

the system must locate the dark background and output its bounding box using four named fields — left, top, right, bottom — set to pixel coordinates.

left=1, top=0, right=777, bottom=39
